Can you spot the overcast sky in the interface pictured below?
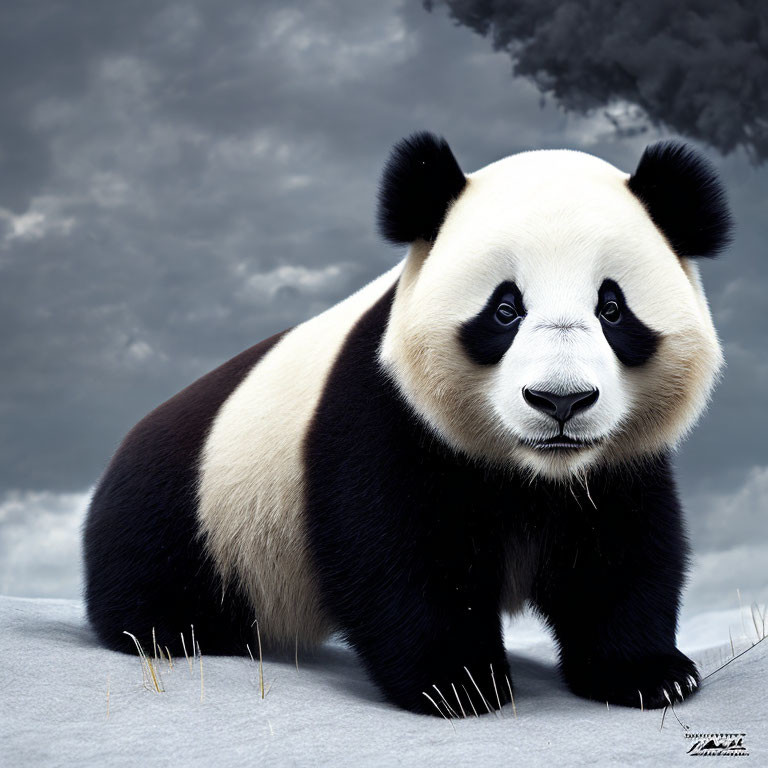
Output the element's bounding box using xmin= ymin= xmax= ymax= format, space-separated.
xmin=1 ymin=1 xmax=766 ymax=618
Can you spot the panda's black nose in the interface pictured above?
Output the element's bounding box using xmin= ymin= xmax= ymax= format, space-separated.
xmin=523 ymin=387 xmax=599 ymax=423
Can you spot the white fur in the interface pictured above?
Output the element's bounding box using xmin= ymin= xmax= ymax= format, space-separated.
xmin=197 ymin=264 xmax=402 ymax=647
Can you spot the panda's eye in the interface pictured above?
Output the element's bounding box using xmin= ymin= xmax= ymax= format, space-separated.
xmin=494 ymin=302 xmax=519 ymax=326
xmin=600 ymin=300 xmax=621 ymax=324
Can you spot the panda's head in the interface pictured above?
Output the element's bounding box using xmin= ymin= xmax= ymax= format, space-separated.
xmin=379 ymin=133 xmax=732 ymax=481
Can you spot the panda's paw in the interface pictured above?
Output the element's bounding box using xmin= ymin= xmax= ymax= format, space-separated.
xmin=564 ymin=648 xmax=700 ymax=710
xmin=407 ymin=662 xmax=513 ymax=718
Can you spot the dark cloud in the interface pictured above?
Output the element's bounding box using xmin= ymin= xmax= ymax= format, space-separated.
xmin=427 ymin=0 xmax=768 ymax=161
xmin=0 ymin=0 xmax=575 ymax=491
xmin=0 ymin=2 xmax=157 ymax=211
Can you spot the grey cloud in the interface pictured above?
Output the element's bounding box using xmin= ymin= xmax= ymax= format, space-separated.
xmin=0 ymin=490 xmax=89 ymax=597
xmin=684 ymin=542 xmax=768 ymax=615
xmin=689 ymin=466 xmax=768 ymax=553
xmin=0 ymin=2 xmax=156 ymax=211
xmin=427 ymin=0 xmax=768 ymax=162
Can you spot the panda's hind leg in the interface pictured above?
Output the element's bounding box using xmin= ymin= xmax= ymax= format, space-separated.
xmin=84 ymin=479 xmax=254 ymax=659
xmin=84 ymin=332 xmax=288 ymax=658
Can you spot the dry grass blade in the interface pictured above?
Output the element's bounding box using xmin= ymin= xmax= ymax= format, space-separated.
xmin=755 ymin=602 xmax=767 ymax=639
xmin=146 ymin=657 xmax=163 ymax=693
xmin=255 ymin=622 xmax=265 ymax=699
xmin=422 ymin=692 xmax=455 ymax=732
xmin=181 ymin=632 xmax=193 ymax=675
xmin=123 ymin=631 xmax=164 ymax=693
xmin=432 ymin=685 xmax=458 ymax=718
xmin=462 ymin=684 xmax=479 ymax=718
xmin=490 ymin=664 xmax=504 ymax=718
xmin=737 ymin=589 xmax=747 ymax=638
xmin=451 ymin=683 xmax=466 ymax=719
xmin=197 ymin=641 xmax=204 ymax=703
xmin=464 ymin=666 xmax=494 ymax=716
xmin=577 ymin=472 xmax=597 ymax=510
xmin=123 ymin=631 xmax=149 ymax=688
xmin=505 ymin=675 xmax=517 ymax=718
xmin=703 ymin=634 xmax=767 ymax=681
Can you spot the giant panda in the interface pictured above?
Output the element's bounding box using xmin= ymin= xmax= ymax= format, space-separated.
xmin=84 ymin=132 xmax=731 ymax=716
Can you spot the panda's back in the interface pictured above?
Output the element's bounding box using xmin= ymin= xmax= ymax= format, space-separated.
xmin=84 ymin=263 xmax=402 ymax=654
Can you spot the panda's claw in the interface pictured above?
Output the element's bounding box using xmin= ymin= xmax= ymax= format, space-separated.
xmin=563 ymin=649 xmax=699 ymax=709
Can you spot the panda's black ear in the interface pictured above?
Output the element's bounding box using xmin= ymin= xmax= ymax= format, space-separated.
xmin=377 ymin=132 xmax=467 ymax=245
xmin=628 ymin=140 xmax=733 ymax=258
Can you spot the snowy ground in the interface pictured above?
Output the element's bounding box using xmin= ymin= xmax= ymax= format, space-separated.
xmin=1 ymin=596 xmax=765 ymax=767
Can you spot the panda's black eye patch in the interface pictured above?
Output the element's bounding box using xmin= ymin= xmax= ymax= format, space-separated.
xmin=460 ymin=281 xmax=526 ymax=366
xmin=596 ymin=279 xmax=659 ymax=367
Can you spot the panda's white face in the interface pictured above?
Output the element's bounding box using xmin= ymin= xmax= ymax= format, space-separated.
xmin=381 ymin=149 xmax=723 ymax=480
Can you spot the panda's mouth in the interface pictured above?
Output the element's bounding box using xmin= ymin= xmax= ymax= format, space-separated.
xmin=526 ymin=434 xmax=598 ymax=451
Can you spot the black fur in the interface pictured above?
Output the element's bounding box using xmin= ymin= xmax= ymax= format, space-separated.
xmin=377 ymin=132 xmax=466 ymax=245
xmin=596 ymin=279 xmax=660 ymax=367
xmin=459 ymin=281 xmax=526 ymax=365
xmin=530 ymin=459 xmax=696 ymax=709
xmin=628 ymin=140 xmax=733 ymax=258
xmin=304 ymin=285 xmax=697 ymax=715
xmin=83 ymin=331 xmax=286 ymax=656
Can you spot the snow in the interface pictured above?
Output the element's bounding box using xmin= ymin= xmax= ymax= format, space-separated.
xmin=1 ymin=596 xmax=765 ymax=767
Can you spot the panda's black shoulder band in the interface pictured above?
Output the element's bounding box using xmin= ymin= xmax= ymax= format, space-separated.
xmin=377 ymin=132 xmax=466 ymax=245
xmin=628 ymin=140 xmax=733 ymax=258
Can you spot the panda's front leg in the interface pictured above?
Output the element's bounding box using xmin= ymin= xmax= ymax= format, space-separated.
xmin=531 ymin=463 xmax=699 ymax=709
xmin=341 ymin=575 xmax=512 ymax=717
xmin=310 ymin=506 xmax=512 ymax=717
